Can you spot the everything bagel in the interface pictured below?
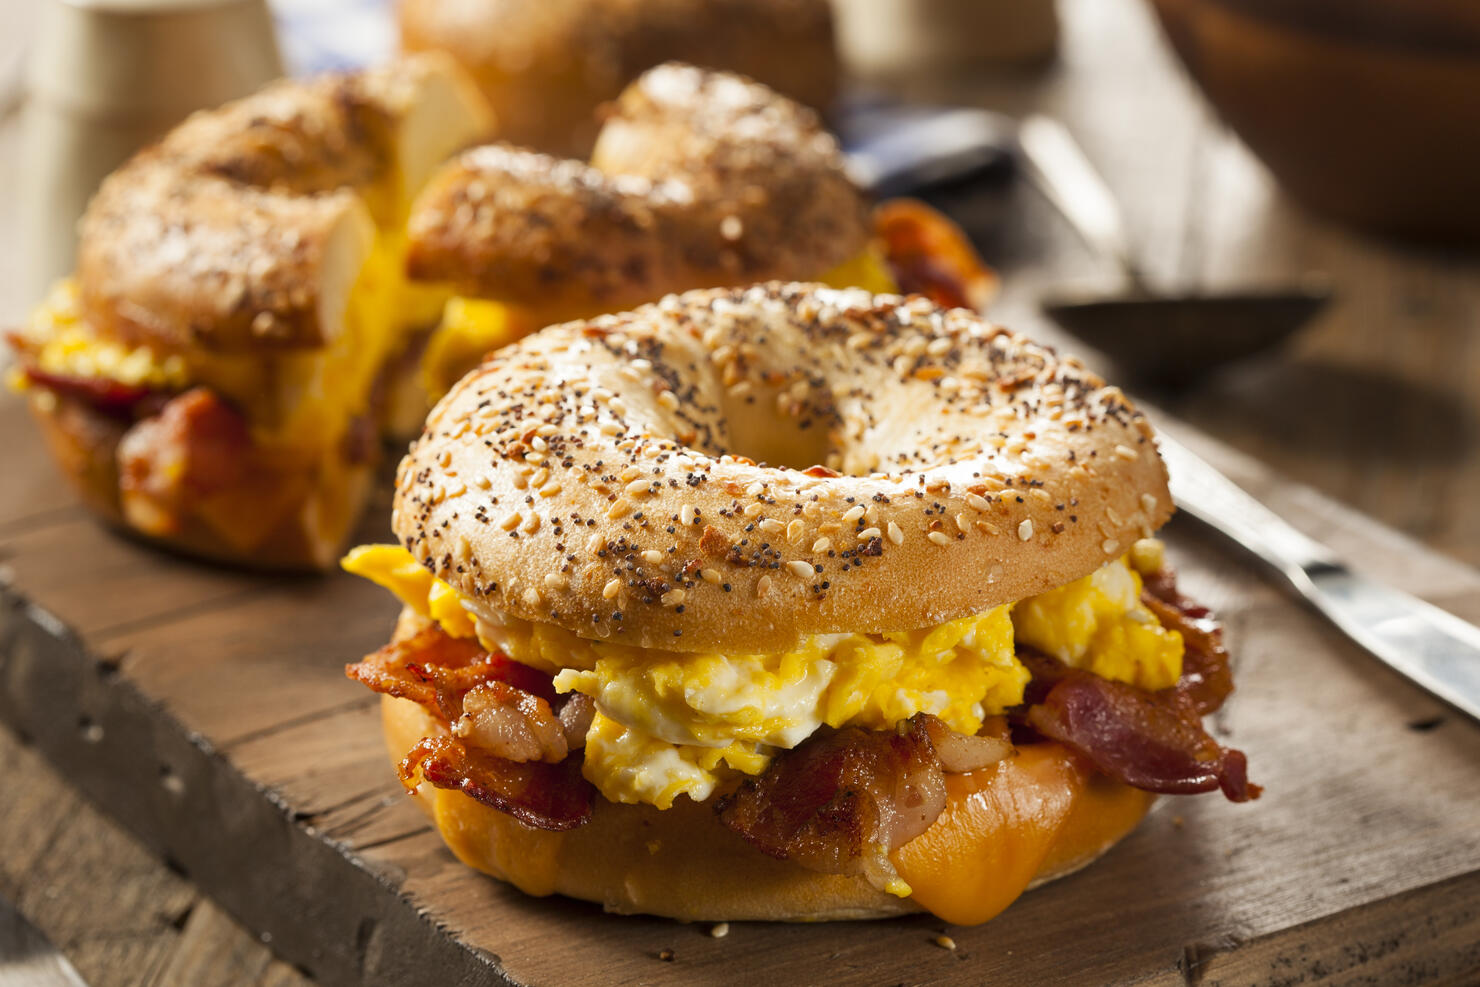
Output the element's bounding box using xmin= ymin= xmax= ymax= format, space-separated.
xmin=8 ymin=55 xmax=492 ymax=568
xmin=398 ymin=282 xmax=1172 ymax=653
xmin=346 ymin=284 xmax=1257 ymax=925
xmin=399 ymin=0 xmax=839 ymax=157
xmin=406 ymin=64 xmax=871 ymax=320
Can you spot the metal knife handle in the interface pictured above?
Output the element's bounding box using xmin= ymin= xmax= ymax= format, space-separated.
xmin=1158 ymin=433 xmax=1480 ymax=723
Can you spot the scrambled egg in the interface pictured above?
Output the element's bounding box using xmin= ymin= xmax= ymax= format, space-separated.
xmin=345 ymin=542 xmax=1184 ymax=810
xmin=13 ymin=281 xmax=188 ymax=391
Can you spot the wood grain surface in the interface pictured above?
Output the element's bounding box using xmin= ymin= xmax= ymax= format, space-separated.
xmin=1 ymin=0 xmax=1478 ymax=983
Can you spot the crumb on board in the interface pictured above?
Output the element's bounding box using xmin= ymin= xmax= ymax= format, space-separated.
xmin=710 ymin=922 xmax=730 ymax=939
xmin=658 ymin=948 xmax=675 ymax=962
xmin=1173 ymin=815 xmax=1185 ymax=828
xmin=933 ymin=935 xmax=957 ymax=951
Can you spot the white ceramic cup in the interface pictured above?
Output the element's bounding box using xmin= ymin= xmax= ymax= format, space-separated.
xmin=18 ymin=0 xmax=282 ymax=308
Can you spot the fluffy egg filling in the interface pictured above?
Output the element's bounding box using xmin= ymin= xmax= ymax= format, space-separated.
xmin=346 ymin=540 xmax=1183 ymax=810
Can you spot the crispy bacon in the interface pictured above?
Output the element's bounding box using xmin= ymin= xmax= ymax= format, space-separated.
xmin=18 ymin=366 xmax=166 ymax=420
xmin=346 ymin=626 xmax=558 ymax=723
xmin=717 ymin=714 xmax=989 ymax=892
xmin=1142 ymin=588 xmax=1232 ymax=716
xmin=399 ymin=736 xmax=593 ymax=830
xmin=454 ymin=681 xmax=569 ymax=764
xmin=1025 ymin=670 xmax=1257 ymax=802
xmin=1014 ymin=566 xmax=1259 ymax=802
xmin=116 ymin=388 xmax=252 ymax=534
xmin=352 ymin=624 xmax=597 ymax=829
xmin=875 ymin=199 xmax=998 ymax=312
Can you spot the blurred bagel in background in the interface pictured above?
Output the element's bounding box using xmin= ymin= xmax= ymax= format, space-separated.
xmin=398 ymin=0 xmax=839 ymax=156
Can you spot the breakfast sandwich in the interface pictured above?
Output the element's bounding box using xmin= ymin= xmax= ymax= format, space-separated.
xmin=344 ymin=282 xmax=1257 ymax=924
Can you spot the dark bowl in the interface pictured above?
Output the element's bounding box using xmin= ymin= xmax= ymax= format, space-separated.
xmin=1148 ymin=0 xmax=1480 ymax=243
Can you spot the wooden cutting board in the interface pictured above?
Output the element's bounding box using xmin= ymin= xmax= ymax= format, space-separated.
xmin=2 ymin=393 xmax=1478 ymax=986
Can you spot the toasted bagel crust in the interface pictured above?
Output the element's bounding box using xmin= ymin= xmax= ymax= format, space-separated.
xmin=76 ymin=54 xmax=491 ymax=355
xmin=394 ymin=283 xmax=1173 ymax=653
xmin=405 ymin=64 xmax=868 ymax=311
xmin=399 ymin=0 xmax=838 ymax=157
xmin=382 ymin=694 xmax=1151 ymax=922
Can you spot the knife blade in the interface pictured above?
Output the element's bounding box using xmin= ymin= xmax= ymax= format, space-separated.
xmin=1157 ymin=432 xmax=1480 ymax=724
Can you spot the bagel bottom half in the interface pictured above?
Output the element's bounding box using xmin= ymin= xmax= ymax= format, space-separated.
xmin=382 ymin=695 xmax=1155 ymax=924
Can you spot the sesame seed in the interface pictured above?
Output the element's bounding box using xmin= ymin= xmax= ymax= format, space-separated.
xmin=539 ymin=483 xmax=562 ymax=498
xmin=786 ymin=519 xmax=806 ymax=543
xmin=657 ymin=390 xmax=679 ymax=412
xmin=531 ymin=467 xmax=550 ymax=487
xmin=787 ymin=560 xmax=814 ymax=579
xmin=535 ymin=423 xmax=557 ymax=437
xmin=474 ymin=475 xmax=492 ymax=490
xmin=625 ymin=478 xmax=651 ymax=497
xmin=1141 ymin=493 xmax=1159 ymax=514
xmin=811 ymin=537 xmax=831 ymax=553
xmin=607 ymin=499 xmax=631 ymax=520
xmin=1105 ymin=506 xmax=1122 ymax=525
xmin=743 ymin=502 xmax=765 ymax=518
xmin=603 ymin=579 xmax=621 ymax=599
xmin=643 ymin=550 xmax=663 ymax=564
xmin=700 ymin=568 xmax=721 ymax=584
xmin=544 ymin=573 xmax=568 ymax=590
xmin=758 ymin=518 xmax=783 ymax=534
xmin=499 ymin=512 xmax=522 ymax=531
xmin=661 ymin=588 xmax=686 ymax=606
xmin=530 ymin=436 xmax=548 ymax=452
xmin=966 ymin=493 xmax=991 ymax=513
xmin=757 ymin=574 xmax=773 ymax=597
xmin=927 ymin=531 xmax=951 ymax=546
xmin=1018 ymin=519 xmax=1034 ymax=541
xmin=1102 ymin=538 xmax=1121 ymax=555
xmin=887 ymin=521 xmax=904 ymax=545
xmin=1115 ymin=444 xmax=1139 ymax=461
xmin=856 ymin=527 xmax=881 ymax=541
xmin=522 ymin=588 xmax=542 ymax=607
xmin=933 ymin=935 xmax=956 ymax=951
xmin=681 ymin=505 xmax=696 ymax=525
xmin=842 ymin=505 xmax=866 ymax=524
xmin=522 ymin=514 xmax=540 ymax=534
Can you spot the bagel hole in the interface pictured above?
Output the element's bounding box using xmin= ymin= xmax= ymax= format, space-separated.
xmin=719 ymin=383 xmax=838 ymax=473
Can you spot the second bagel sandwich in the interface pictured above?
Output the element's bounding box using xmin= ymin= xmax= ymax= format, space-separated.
xmin=8 ymin=59 xmax=987 ymax=570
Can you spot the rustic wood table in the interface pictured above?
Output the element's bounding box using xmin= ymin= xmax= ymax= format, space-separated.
xmin=1 ymin=0 xmax=1477 ymax=984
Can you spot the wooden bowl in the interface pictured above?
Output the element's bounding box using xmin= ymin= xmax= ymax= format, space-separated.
xmin=1147 ymin=0 xmax=1480 ymax=242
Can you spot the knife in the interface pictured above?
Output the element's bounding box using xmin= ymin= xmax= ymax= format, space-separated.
xmin=1157 ymin=433 xmax=1480 ymax=724
xmin=0 ymin=892 xmax=88 ymax=987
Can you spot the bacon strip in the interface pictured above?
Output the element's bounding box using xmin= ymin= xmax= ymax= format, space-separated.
xmin=1015 ymin=566 xmax=1259 ymax=802
xmin=399 ymin=736 xmax=593 ymax=830
xmin=718 ymin=714 xmax=976 ymax=892
xmin=875 ymin=199 xmax=998 ymax=312
xmin=1025 ymin=670 xmax=1256 ymax=801
xmin=346 ymin=626 xmax=557 ymax=723
xmin=19 ymin=366 xmax=166 ymax=420
xmin=350 ymin=623 xmax=597 ymax=828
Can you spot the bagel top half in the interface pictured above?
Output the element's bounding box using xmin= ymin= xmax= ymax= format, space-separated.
xmin=404 ymin=63 xmax=870 ymax=317
xmin=76 ymin=53 xmax=492 ymax=356
xmin=394 ymin=282 xmax=1172 ymax=654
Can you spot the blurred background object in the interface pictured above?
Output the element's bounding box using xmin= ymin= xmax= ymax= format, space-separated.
xmin=18 ymin=0 xmax=281 ymax=307
xmin=1018 ymin=113 xmax=1331 ymax=385
xmin=398 ymin=0 xmax=839 ymax=157
xmin=831 ymin=0 xmax=1058 ymax=78
xmin=1149 ymin=0 xmax=1480 ymax=242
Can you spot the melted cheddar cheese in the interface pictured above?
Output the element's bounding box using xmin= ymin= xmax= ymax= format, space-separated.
xmin=344 ymin=541 xmax=1183 ymax=825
